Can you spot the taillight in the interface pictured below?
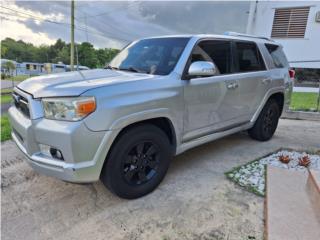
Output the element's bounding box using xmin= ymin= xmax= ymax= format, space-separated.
xmin=289 ymin=69 xmax=295 ymax=79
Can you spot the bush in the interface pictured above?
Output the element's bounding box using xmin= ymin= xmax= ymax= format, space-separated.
xmin=295 ymin=68 xmax=320 ymax=83
xmin=1 ymin=73 xmax=9 ymax=79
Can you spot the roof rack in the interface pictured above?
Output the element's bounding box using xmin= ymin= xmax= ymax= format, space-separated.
xmin=224 ymin=31 xmax=274 ymax=42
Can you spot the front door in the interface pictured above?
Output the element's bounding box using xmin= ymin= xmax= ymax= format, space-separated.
xmin=182 ymin=39 xmax=243 ymax=142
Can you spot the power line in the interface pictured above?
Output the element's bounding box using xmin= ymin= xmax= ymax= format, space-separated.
xmin=0 ymin=6 xmax=130 ymax=43
xmin=75 ymin=4 xmax=128 ymax=20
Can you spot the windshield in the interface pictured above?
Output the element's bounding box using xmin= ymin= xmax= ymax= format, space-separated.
xmin=108 ymin=37 xmax=190 ymax=75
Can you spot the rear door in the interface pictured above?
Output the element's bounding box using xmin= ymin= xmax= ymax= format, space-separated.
xmin=232 ymin=41 xmax=271 ymax=121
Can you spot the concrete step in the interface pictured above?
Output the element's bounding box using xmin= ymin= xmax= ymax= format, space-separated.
xmin=265 ymin=166 xmax=320 ymax=240
xmin=309 ymin=170 xmax=320 ymax=192
xmin=307 ymin=170 xmax=320 ymax=219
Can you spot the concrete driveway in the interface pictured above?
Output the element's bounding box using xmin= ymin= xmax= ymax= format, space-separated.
xmin=2 ymin=119 xmax=320 ymax=240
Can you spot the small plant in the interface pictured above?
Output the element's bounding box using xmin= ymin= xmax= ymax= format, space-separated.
xmin=278 ymin=155 xmax=291 ymax=164
xmin=298 ymin=155 xmax=311 ymax=167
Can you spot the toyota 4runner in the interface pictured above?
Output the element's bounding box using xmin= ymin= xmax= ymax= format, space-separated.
xmin=8 ymin=33 xmax=293 ymax=199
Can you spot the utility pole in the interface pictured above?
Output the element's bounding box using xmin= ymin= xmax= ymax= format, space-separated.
xmin=70 ymin=0 xmax=75 ymax=71
xmin=75 ymin=44 xmax=79 ymax=71
xmin=84 ymin=13 xmax=89 ymax=42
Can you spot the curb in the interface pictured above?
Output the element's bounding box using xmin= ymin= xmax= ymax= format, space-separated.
xmin=281 ymin=110 xmax=320 ymax=121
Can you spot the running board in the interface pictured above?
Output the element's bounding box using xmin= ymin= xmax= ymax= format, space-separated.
xmin=176 ymin=122 xmax=252 ymax=154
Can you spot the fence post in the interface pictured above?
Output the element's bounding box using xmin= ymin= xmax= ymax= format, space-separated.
xmin=317 ymin=80 xmax=320 ymax=112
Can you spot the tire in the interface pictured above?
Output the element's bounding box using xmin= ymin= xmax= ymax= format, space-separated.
xmin=100 ymin=124 xmax=173 ymax=199
xmin=248 ymin=98 xmax=280 ymax=141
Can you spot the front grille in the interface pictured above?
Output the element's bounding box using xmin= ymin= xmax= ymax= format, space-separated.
xmin=12 ymin=92 xmax=30 ymax=118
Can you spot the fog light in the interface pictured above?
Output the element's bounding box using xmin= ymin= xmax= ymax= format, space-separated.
xmin=39 ymin=144 xmax=64 ymax=161
xmin=49 ymin=148 xmax=64 ymax=160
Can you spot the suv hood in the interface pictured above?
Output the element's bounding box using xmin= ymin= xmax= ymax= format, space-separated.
xmin=17 ymin=69 xmax=156 ymax=98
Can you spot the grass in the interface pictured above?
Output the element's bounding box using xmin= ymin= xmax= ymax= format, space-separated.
xmin=2 ymin=75 xmax=30 ymax=82
xmin=1 ymin=88 xmax=13 ymax=94
xmin=290 ymin=92 xmax=319 ymax=112
xmin=1 ymin=94 xmax=12 ymax=104
xmin=225 ymin=158 xmax=266 ymax=197
xmin=225 ymin=148 xmax=320 ymax=197
xmin=1 ymin=114 xmax=11 ymax=142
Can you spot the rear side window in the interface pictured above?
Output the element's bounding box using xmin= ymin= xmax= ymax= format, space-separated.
xmin=265 ymin=44 xmax=288 ymax=68
xmin=235 ymin=42 xmax=266 ymax=72
xmin=190 ymin=40 xmax=233 ymax=74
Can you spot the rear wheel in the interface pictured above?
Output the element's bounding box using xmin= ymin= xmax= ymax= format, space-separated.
xmin=248 ymin=98 xmax=280 ymax=141
xmin=100 ymin=124 xmax=172 ymax=199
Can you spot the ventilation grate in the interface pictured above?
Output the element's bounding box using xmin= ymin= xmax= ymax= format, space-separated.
xmin=271 ymin=7 xmax=310 ymax=38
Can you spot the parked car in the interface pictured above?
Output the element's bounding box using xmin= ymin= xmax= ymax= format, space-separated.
xmin=8 ymin=33 xmax=293 ymax=199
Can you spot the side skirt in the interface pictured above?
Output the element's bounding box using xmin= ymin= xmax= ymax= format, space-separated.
xmin=176 ymin=122 xmax=253 ymax=155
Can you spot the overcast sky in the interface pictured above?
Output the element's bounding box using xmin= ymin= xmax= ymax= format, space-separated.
xmin=0 ymin=1 xmax=250 ymax=49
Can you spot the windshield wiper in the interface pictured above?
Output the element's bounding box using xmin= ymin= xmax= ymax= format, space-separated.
xmin=119 ymin=67 xmax=142 ymax=73
xmin=105 ymin=65 xmax=119 ymax=70
xmin=105 ymin=65 xmax=147 ymax=74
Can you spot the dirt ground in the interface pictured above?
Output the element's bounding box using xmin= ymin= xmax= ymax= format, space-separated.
xmin=2 ymin=119 xmax=320 ymax=240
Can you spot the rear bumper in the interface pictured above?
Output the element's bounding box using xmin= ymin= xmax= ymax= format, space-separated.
xmin=8 ymin=105 xmax=109 ymax=183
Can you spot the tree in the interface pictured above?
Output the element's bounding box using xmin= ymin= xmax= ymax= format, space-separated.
xmin=53 ymin=45 xmax=70 ymax=64
xmin=1 ymin=45 xmax=8 ymax=58
xmin=96 ymin=48 xmax=119 ymax=67
xmin=77 ymin=42 xmax=98 ymax=68
xmin=3 ymin=61 xmax=16 ymax=76
xmin=0 ymin=38 xmax=120 ymax=68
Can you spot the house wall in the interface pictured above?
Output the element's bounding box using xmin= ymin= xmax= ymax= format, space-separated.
xmin=248 ymin=0 xmax=320 ymax=68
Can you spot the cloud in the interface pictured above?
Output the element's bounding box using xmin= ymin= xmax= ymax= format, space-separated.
xmin=1 ymin=1 xmax=250 ymax=49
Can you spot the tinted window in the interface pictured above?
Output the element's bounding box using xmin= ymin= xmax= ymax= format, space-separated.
xmin=108 ymin=37 xmax=190 ymax=75
xmin=235 ymin=42 xmax=266 ymax=72
xmin=265 ymin=44 xmax=288 ymax=68
xmin=190 ymin=40 xmax=232 ymax=74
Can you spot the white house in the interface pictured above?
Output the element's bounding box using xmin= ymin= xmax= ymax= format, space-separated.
xmin=246 ymin=0 xmax=320 ymax=69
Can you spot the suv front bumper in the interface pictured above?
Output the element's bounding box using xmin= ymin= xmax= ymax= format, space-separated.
xmin=8 ymin=104 xmax=109 ymax=183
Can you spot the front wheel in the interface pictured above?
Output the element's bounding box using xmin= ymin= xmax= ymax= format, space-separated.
xmin=248 ymin=98 xmax=280 ymax=141
xmin=100 ymin=124 xmax=173 ymax=199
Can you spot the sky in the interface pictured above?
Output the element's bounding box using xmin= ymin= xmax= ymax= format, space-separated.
xmin=0 ymin=1 xmax=250 ymax=49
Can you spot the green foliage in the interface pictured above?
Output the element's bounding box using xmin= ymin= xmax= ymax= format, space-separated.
xmin=295 ymin=68 xmax=320 ymax=83
xmin=1 ymin=94 xmax=12 ymax=104
xmin=6 ymin=75 xmax=30 ymax=82
xmin=3 ymin=61 xmax=16 ymax=73
xmin=1 ymin=38 xmax=120 ymax=69
xmin=77 ymin=42 xmax=98 ymax=68
xmin=1 ymin=115 xmax=11 ymax=142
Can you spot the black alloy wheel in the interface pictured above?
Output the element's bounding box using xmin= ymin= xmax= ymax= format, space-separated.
xmin=123 ymin=141 xmax=160 ymax=185
xmin=248 ymin=98 xmax=280 ymax=141
xmin=100 ymin=124 xmax=172 ymax=199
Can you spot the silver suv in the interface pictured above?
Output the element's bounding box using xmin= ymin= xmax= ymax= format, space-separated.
xmin=9 ymin=33 xmax=293 ymax=199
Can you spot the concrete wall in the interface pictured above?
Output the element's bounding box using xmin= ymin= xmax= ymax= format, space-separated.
xmin=248 ymin=1 xmax=320 ymax=69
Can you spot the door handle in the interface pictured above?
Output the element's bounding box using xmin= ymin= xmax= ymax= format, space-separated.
xmin=227 ymin=82 xmax=238 ymax=89
xmin=262 ymin=78 xmax=272 ymax=84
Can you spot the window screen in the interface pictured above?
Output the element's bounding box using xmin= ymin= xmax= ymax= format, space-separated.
xmin=265 ymin=44 xmax=289 ymax=68
xmin=271 ymin=7 xmax=310 ymax=38
xmin=235 ymin=42 xmax=266 ymax=72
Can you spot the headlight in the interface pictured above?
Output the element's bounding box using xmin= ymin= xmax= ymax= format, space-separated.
xmin=42 ymin=97 xmax=96 ymax=121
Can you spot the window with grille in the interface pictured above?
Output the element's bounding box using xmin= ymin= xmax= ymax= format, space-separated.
xmin=271 ymin=7 xmax=310 ymax=38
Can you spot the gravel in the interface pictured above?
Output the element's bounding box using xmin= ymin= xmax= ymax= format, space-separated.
xmin=226 ymin=150 xmax=320 ymax=196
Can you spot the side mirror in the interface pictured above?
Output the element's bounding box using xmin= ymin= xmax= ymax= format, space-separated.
xmin=188 ymin=61 xmax=217 ymax=77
